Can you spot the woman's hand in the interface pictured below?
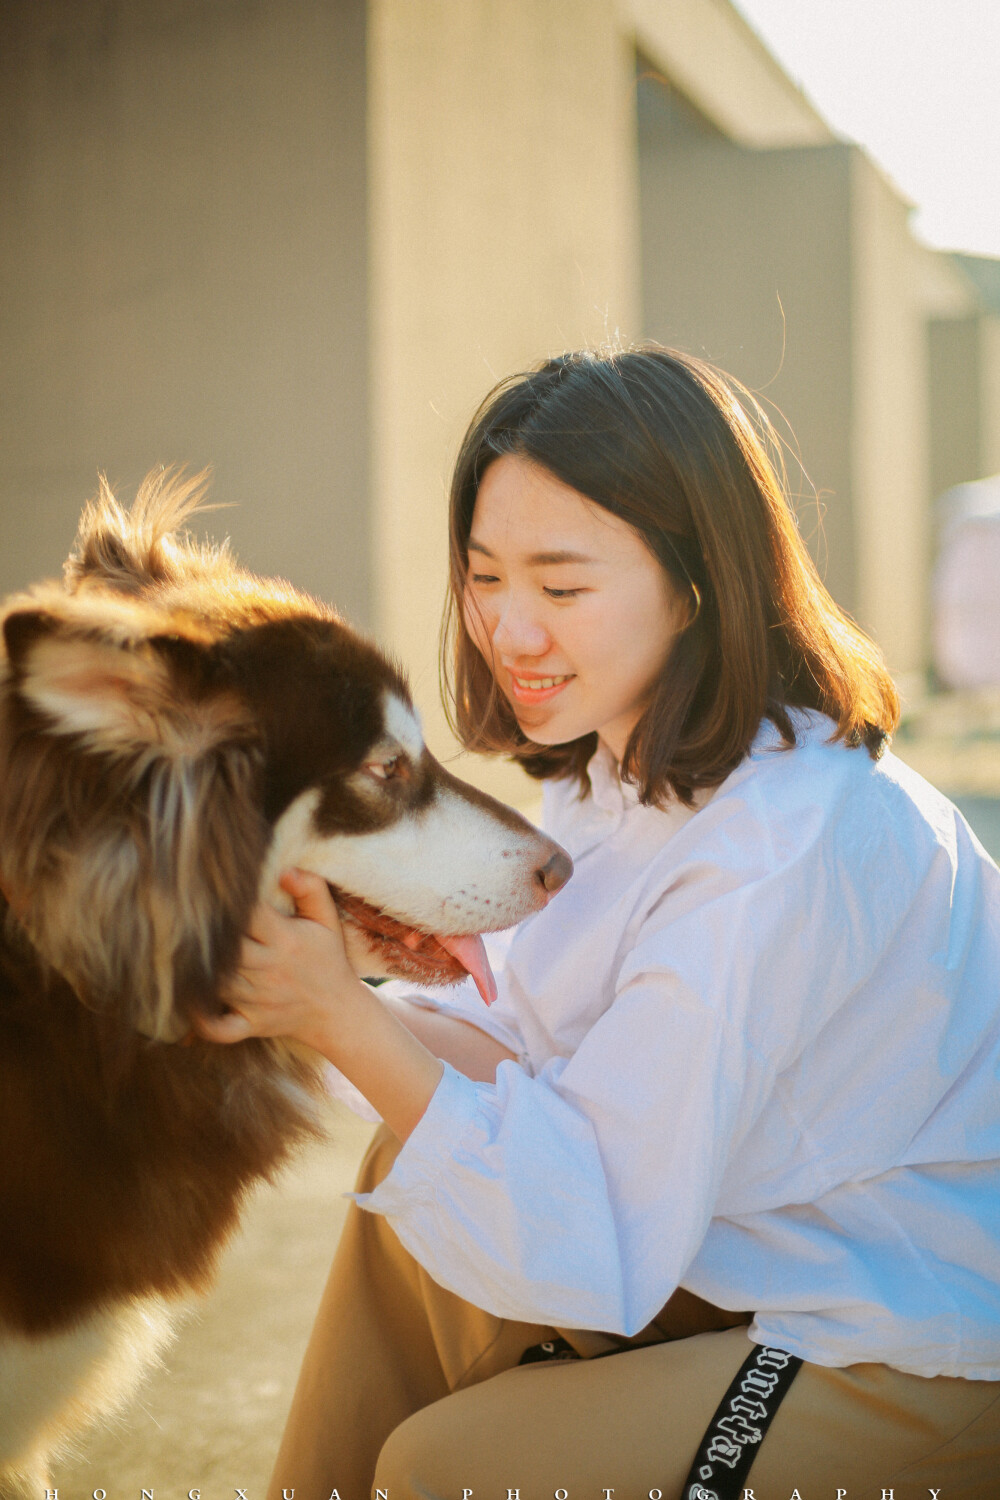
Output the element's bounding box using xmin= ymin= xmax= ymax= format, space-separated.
xmin=196 ymin=867 xmax=445 ymax=1141
xmin=196 ymin=868 xmax=369 ymax=1055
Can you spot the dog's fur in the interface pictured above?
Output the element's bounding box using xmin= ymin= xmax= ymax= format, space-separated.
xmin=0 ymin=472 xmax=569 ymax=1495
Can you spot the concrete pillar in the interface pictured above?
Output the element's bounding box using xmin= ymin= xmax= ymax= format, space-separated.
xmin=928 ymin=318 xmax=984 ymax=499
xmin=978 ymin=317 xmax=1000 ymax=478
xmin=850 ymin=151 xmax=931 ymax=686
xmin=368 ymin=0 xmax=640 ymax=800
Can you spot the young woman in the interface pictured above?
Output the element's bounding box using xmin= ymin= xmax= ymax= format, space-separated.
xmin=200 ymin=348 xmax=1000 ymax=1498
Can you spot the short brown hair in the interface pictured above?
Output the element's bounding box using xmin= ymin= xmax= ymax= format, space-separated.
xmin=442 ymin=346 xmax=899 ymax=806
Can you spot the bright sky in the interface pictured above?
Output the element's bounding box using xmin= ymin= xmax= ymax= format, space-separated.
xmin=731 ymin=0 xmax=1000 ymax=259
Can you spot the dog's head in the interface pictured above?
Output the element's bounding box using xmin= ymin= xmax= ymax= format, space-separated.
xmin=0 ymin=472 xmax=570 ymax=1041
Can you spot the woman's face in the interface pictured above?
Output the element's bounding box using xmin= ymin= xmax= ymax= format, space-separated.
xmin=463 ymin=454 xmax=687 ymax=761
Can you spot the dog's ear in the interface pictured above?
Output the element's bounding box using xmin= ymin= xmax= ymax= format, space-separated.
xmin=1 ymin=608 xmax=267 ymax=1040
xmin=6 ymin=607 xmax=174 ymax=751
xmin=3 ymin=608 xmax=242 ymax=761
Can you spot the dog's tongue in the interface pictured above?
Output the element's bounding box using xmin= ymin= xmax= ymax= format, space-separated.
xmin=436 ymin=933 xmax=498 ymax=1006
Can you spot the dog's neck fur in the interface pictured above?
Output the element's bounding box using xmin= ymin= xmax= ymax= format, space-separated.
xmin=0 ymin=899 xmax=324 ymax=1337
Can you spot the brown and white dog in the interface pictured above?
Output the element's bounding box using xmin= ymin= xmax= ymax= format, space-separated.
xmin=0 ymin=472 xmax=571 ymax=1496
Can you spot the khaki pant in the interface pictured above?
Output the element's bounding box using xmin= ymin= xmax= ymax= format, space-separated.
xmin=269 ymin=1127 xmax=1000 ymax=1500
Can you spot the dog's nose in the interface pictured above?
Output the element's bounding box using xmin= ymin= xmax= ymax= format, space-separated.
xmin=536 ymin=849 xmax=573 ymax=896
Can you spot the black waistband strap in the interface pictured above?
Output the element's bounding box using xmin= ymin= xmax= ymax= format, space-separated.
xmin=681 ymin=1343 xmax=803 ymax=1500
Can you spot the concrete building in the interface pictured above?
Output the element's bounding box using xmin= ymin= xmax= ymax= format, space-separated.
xmin=3 ymin=0 xmax=998 ymax=804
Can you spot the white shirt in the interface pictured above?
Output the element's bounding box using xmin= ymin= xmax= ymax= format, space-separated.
xmin=351 ymin=712 xmax=1000 ymax=1378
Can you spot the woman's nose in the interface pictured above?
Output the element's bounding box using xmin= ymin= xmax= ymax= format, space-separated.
xmin=491 ymin=600 xmax=550 ymax=656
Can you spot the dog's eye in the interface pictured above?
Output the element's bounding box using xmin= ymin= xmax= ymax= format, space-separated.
xmin=364 ymin=754 xmax=404 ymax=783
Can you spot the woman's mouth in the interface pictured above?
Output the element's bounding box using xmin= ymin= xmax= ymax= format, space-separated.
xmin=507 ymin=672 xmax=574 ymax=705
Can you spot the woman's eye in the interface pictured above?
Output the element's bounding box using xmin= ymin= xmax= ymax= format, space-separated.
xmin=543 ymin=586 xmax=582 ymax=599
xmin=469 ymin=573 xmax=500 ymax=586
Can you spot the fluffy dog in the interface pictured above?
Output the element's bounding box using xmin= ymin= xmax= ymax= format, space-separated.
xmin=0 ymin=473 xmax=571 ymax=1496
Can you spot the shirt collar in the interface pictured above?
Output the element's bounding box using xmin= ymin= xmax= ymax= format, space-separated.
xmin=586 ymin=738 xmax=641 ymax=817
xmin=544 ymin=735 xmax=719 ymax=859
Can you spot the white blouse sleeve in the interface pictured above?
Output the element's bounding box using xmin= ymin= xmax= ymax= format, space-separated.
xmin=354 ymin=810 xmax=871 ymax=1334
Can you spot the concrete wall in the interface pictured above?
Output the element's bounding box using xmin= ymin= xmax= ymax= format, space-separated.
xmin=368 ymin=0 xmax=639 ymax=800
xmin=3 ymin=0 xmax=986 ymax=790
xmin=638 ymin=106 xmax=857 ymax=614
xmin=639 ymin=77 xmax=931 ymax=681
xmin=0 ymin=0 xmax=370 ymax=624
xmin=1 ymin=0 xmax=639 ymax=809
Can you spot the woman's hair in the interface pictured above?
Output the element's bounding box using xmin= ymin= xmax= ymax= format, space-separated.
xmin=442 ymin=345 xmax=899 ymax=806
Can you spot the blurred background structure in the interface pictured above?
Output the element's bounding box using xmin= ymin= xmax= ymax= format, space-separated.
xmin=2 ymin=2 xmax=999 ymax=1485
xmin=4 ymin=0 xmax=999 ymax=815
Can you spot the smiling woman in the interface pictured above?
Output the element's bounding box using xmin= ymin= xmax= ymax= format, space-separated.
xmin=225 ymin=346 xmax=1000 ymax=1500
xmin=462 ymin=454 xmax=687 ymax=760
